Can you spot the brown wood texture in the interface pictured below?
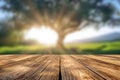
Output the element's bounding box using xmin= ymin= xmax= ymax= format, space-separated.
xmin=0 ymin=55 xmax=119 ymax=80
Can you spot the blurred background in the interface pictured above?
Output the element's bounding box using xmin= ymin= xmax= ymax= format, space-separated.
xmin=0 ymin=0 xmax=120 ymax=54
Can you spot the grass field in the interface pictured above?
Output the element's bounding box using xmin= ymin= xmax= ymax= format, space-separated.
xmin=0 ymin=45 xmax=47 ymax=54
xmin=0 ymin=41 xmax=120 ymax=54
xmin=67 ymin=41 xmax=120 ymax=54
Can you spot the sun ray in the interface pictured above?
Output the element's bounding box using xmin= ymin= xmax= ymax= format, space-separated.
xmin=27 ymin=0 xmax=45 ymax=25
xmin=55 ymin=5 xmax=67 ymax=29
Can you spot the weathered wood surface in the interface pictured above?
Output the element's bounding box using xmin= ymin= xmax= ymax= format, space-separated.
xmin=0 ymin=55 xmax=119 ymax=80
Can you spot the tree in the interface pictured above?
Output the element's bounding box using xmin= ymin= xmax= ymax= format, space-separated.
xmin=0 ymin=20 xmax=24 ymax=46
xmin=1 ymin=0 xmax=119 ymax=50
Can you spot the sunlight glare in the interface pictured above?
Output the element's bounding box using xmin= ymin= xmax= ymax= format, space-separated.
xmin=24 ymin=26 xmax=58 ymax=45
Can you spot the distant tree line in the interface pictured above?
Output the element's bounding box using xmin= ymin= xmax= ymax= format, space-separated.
xmin=0 ymin=20 xmax=24 ymax=46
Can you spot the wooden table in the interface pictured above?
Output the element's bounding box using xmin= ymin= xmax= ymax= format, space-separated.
xmin=0 ymin=55 xmax=120 ymax=80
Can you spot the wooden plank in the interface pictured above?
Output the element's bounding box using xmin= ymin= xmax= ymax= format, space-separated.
xmin=15 ymin=55 xmax=59 ymax=80
xmin=0 ymin=55 xmax=39 ymax=68
xmin=84 ymin=55 xmax=120 ymax=66
xmin=71 ymin=55 xmax=112 ymax=80
xmin=0 ymin=55 xmax=43 ymax=80
xmin=61 ymin=55 xmax=103 ymax=80
xmin=73 ymin=55 xmax=120 ymax=80
xmin=14 ymin=55 xmax=51 ymax=80
xmin=39 ymin=55 xmax=59 ymax=80
xmin=100 ymin=55 xmax=120 ymax=61
xmin=0 ymin=55 xmax=35 ymax=68
xmin=104 ymin=55 xmax=120 ymax=58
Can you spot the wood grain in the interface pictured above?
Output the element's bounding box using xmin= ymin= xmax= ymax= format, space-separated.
xmin=0 ymin=55 xmax=119 ymax=80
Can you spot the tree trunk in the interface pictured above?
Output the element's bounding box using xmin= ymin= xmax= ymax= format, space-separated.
xmin=56 ymin=34 xmax=65 ymax=51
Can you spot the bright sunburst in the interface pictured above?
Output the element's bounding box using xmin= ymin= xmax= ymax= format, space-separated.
xmin=24 ymin=26 xmax=58 ymax=45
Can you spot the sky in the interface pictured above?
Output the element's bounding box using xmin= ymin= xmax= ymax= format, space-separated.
xmin=0 ymin=0 xmax=120 ymax=44
xmin=65 ymin=26 xmax=120 ymax=43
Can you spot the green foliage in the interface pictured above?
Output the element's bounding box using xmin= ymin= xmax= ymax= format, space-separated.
xmin=0 ymin=41 xmax=120 ymax=54
xmin=67 ymin=41 xmax=120 ymax=50
xmin=0 ymin=45 xmax=46 ymax=54
xmin=66 ymin=41 xmax=120 ymax=54
xmin=2 ymin=0 xmax=118 ymax=27
xmin=0 ymin=20 xmax=26 ymax=46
